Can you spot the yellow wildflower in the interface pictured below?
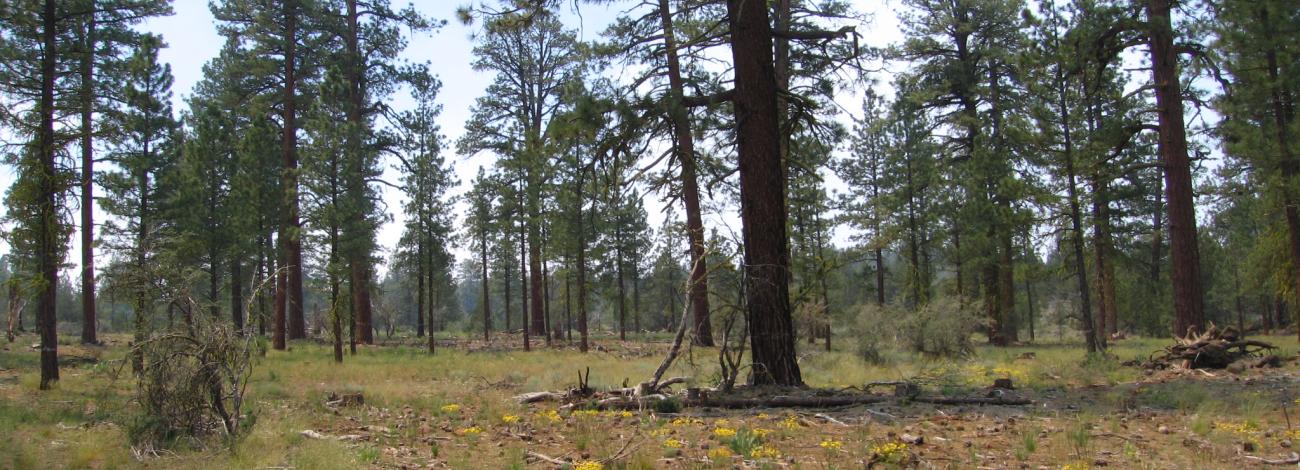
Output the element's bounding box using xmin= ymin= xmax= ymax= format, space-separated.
xmin=649 ymin=428 xmax=670 ymax=437
xmin=872 ymin=441 xmax=909 ymax=463
xmin=751 ymin=444 xmax=781 ymax=459
xmin=662 ymin=438 xmax=684 ymax=449
xmin=756 ymin=413 xmax=771 ymax=419
xmin=573 ymin=461 xmax=603 ymax=470
xmin=1214 ymin=421 xmax=1260 ymax=434
xmin=618 ymin=410 xmax=633 ymax=418
xmin=991 ymin=365 xmax=1028 ymax=381
xmin=779 ymin=415 xmax=802 ymax=430
xmin=707 ymin=447 xmax=734 ymax=459
xmin=455 ymin=426 xmax=482 ymax=436
xmin=820 ymin=439 xmax=844 ymax=451
xmin=713 ymin=427 xmax=737 ymax=438
xmin=573 ymin=409 xmax=600 ymax=418
xmin=440 ymin=404 xmax=461 ymax=413
xmin=714 ymin=419 xmax=731 ymax=426
xmin=1061 ymin=462 xmax=1090 ymax=470
xmin=752 ymin=428 xmax=772 ymax=438
xmin=536 ymin=409 xmax=562 ymax=423
xmin=501 ymin=414 xmax=520 ymax=424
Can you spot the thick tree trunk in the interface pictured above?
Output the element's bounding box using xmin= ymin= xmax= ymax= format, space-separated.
xmin=282 ymin=0 xmax=306 ymax=342
xmin=352 ymin=263 xmax=373 ymax=344
xmin=727 ymin=0 xmax=801 ymax=386
xmin=37 ymin=0 xmax=60 ymax=389
xmin=656 ymin=0 xmax=713 ymax=347
xmin=1147 ymin=0 xmax=1205 ymax=337
xmin=79 ymin=15 xmax=97 ymax=345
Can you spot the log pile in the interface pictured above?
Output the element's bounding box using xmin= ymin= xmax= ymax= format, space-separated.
xmin=1145 ymin=324 xmax=1278 ymax=370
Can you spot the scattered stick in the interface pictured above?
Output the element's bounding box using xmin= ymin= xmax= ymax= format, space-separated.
xmin=526 ymin=451 xmax=570 ymax=466
xmin=814 ymin=413 xmax=850 ymax=426
xmin=1244 ymin=452 xmax=1300 ymax=465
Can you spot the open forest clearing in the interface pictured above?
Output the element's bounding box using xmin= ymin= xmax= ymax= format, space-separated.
xmin=3 ymin=333 xmax=1299 ymax=469
xmin=2 ymin=0 xmax=1298 ymax=468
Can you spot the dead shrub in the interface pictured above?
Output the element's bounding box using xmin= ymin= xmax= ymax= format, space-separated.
xmin=128 ymin=306 xmax=256 ymax=448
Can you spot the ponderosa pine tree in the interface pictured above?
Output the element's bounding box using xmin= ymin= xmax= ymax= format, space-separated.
xmin=1213 ymin=0 xmax=1299 ymax=339
xmin=211 ymin=0 xmax=334 ymax=347
xmin=459 ymin=11 xmax=579 ymax=344
xmin=69 ymin=0 xmax=171 ymax=345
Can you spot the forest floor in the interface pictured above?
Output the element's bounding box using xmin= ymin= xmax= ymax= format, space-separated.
xmin=2 ymin=332 xmax=1299 ymax=469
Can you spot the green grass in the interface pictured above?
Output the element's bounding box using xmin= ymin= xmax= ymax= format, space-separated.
xmin=0 ymin=331 xmax=1296 ymax=468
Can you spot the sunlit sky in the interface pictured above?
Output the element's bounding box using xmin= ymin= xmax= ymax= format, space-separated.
xmin=12 ymin=0 xmax=900 ymax=280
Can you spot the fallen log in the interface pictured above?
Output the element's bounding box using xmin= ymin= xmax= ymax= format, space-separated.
xmin=586 ymin=392 xmax=1031 ymax=410
xmin=514 ymin=391 xmax=566 ymax=404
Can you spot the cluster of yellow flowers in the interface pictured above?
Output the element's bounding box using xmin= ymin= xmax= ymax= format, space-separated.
xmin=1286 ymin=429 xmax=1300 ymax=440
xmin=671 ymin=417 xmax=704 ymax=426
xmin=752 ymin=428 xmax=772 ymax=438
xmin=750 ymin=444 xmax=781 ymax=459
xmin=1214 ymin=421 xmax=1260 ymax=434
xmin=535 ymin=409 xmax=562 ymax=423
xmin=440 ymin=404 xmax=461 ymax=413
xmin=455 ymin=426 xmax=482 ymax=436
xmin=707 ymin=447 xmax=734 ymax=459
xmin=662 ymin=438 xmax=684 ymax=449
xmin=649 ymin=428 xmax=671 ymax=437
xmin=756 ymin=413 xmax=771 ymax=419
xmin=991 ymin=365 xmax=1029 ymax=381
xmin=712 ymin=427 xmax=737 ymax=438
xmin=573 ymin=461 xmax=603 ymax=470
xmin=871 ymin=441 xmax=908 ymax=462
xmin=604 ymin=410 xmax=634 ymax=418
xmin=572 ymin=409 xmax=601 ymax=418
xmin=500 ymin=414 xmax=520 ymax=424
xmin=819 ymin=439 xmax=844 ymax=451
xmin=1060 ymin=462 xmax=1089 ymax=470
xmin=779 ymin=415 xmax=802 ymax=430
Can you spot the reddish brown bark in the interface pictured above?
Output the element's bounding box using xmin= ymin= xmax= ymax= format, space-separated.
xmin=1147 ymin=0 xmax=1205 ymax=337
xmin=655 ymin=0 xmax=713 ymax=346
xmin=728 ymin=0 xmax=802 ymax=386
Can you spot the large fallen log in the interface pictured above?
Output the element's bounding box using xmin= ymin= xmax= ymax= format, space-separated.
xmin=586 ymin=392 xmax=1031 ymax=410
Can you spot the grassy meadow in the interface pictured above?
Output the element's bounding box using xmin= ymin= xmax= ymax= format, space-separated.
xmin=1 ymin=332 xmax=1298 ymax=469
